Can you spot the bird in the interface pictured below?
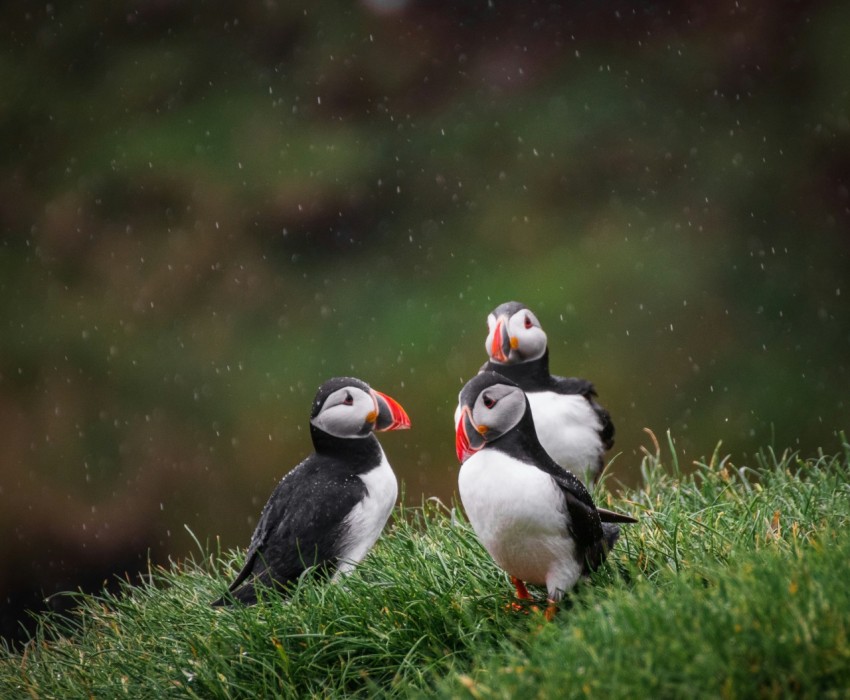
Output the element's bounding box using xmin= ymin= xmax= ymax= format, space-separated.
xmin=213 ymin=376 xmax=410 ymax=605
xmin=456 ymin=371 xmax=636 ymax=619
xmin=480 ymin=300 xmax=614 ymax=485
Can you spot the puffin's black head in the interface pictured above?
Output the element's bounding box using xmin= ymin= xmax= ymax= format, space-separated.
xmin=455 ymin=371 xmax=529 ymax=463
xmin=310 ymin=376 xmax=411 ymax=439
xmin=485 ymin=301 xmax=548 ymax=365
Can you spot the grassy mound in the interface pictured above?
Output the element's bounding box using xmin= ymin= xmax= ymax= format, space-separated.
xmin=2 ymin=435 xmax=848 ymax=698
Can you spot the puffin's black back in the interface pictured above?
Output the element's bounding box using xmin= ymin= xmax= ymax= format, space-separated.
xmin=217 ymin=453 xmax=370 ymax=604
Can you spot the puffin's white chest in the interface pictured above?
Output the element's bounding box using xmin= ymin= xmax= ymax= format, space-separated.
xmin=458 ymin=450 xmax=578 ymax=589
xmin=526 ymin=392 xmax=602 ymax=482
xmin=335 ymin=450 xmax=398 ymax=576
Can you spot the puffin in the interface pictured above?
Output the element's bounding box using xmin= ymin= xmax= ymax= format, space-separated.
xmin=481 ymin=300 xmax=614 ymax=485
xmin=456 ymin=371 xmax=636 ymax=619
xmin=213 ymin=376 xmax=410 ymax=605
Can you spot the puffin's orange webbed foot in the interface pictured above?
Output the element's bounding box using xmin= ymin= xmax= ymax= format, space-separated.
xmin=511 ymin=576 xmax=532 ymax=600
xmin=503 ymin=577 xmax=537 ymax=614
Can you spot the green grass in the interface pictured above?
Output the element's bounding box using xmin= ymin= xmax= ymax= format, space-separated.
xmin=2 ymin=435 xmax=850 ymax=698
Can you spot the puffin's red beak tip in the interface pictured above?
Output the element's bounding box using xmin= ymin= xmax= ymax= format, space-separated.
xmin=372 ymin=390 xmax=411 ymax=431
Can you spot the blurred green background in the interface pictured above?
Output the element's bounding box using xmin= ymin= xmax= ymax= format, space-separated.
xmin=1 ymin=1 xmax=848 ymax=642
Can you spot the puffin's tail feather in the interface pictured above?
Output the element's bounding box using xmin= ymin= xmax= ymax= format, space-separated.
xmin=597 ymin=506 xmax=638 ymax=524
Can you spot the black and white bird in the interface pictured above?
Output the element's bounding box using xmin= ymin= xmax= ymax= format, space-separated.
xmin=214 ymin=377 xmax=410 ymax=605
xmin=481 ymin=300 xmax=614 ymax=485
xmin=456 ymin=371 xmax=636 ymax=618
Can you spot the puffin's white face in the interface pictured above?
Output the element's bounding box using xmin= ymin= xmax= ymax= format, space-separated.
xmin=456 ymin=381 xmax=527 ymax=461
xmin=310 ymin=386 xmax=378 ymax=439
xmin=485 ymin=307 xmax=547 ymax=364
xmin=311 ymin=384 xmax=411 ymax=439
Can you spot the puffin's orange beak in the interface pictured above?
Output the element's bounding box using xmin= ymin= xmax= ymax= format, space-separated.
xmin=370 ymin=389 xmax=411 ymax=431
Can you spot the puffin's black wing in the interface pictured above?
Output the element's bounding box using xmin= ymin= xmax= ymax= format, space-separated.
xmin=215 ymin=455 xmax=366 ymax=605
xmin=543 ymin=458 xmax=597 ymax=510
xmin=526 ymin=448 xmax=603 ymax=561
xmin=220 ymin=460 xmax=307 ymax=597
xmin=551 ymin=375 xmax=615 ymax=451
xmin=543 ymin=461 xmax=634 ymax=572
xmin=560 ymin=488 xmax=608 ymax=573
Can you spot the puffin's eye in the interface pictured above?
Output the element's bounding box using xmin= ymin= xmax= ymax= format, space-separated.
xmin=524 ymin=315 xmax=533 ymax=329
xmin=482 ymin=394 xmax=496 ymax=409
xmin=343 ymin=392 xmax=354 ymax=406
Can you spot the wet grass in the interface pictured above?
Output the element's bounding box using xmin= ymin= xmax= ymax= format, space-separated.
xmin=2 ymin=434 xmax=849 ymax=698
